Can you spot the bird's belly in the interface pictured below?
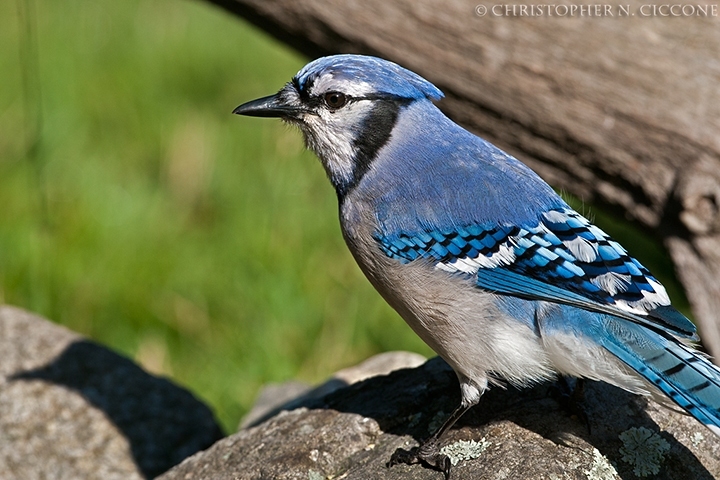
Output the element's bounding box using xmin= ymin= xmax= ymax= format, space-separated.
xmin=357 ymin=250 xmax=557 ymax=388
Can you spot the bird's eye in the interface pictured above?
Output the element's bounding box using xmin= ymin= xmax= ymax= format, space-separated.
xmin=323 ymin=91 xmax=348 ymax=109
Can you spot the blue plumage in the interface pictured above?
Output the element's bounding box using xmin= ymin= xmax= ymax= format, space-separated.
xmin=294 ymin=54 xmax=444 ymax=102
xmin=376 ymin=207 xmax=696 ymax=338
xmin=234 ymin=54 xmax=720 ymax=477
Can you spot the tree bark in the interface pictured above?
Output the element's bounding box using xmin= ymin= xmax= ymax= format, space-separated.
xmin=212 ymin=0 xmax=720 ymax=358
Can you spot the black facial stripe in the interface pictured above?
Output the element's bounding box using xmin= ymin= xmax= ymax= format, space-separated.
xmin=341 ymin=97 xmax=413 ymax=197
xmin=291 ymin=78 xmax=416 ymax=199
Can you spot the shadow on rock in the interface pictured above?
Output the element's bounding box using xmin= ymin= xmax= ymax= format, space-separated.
xmin=10 ymin=340 xmax=224 ymax=479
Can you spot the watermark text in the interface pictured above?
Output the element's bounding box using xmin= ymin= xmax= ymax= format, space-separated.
xmin=474 ymin=3 xmax=718 ymax=17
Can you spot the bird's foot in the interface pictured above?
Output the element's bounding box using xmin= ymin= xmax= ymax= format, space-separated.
xmin=549 ymin=377 xmax=590 ymax=434
xmin=388 ymin=438 xmax=452 ymax=480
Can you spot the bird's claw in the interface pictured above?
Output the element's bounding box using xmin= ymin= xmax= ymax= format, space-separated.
xmin=549 ymin=377 xmax=591 ymax=434
xmin=388 ymin=440 xmax=452 ymax=480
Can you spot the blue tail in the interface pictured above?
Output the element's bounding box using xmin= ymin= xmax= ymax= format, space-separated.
xmin=600 ymin=317 xmax=720 ymax=436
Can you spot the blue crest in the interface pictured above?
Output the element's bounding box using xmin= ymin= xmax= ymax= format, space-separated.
xmin=294 ymin=54 xmax=444 ymax=101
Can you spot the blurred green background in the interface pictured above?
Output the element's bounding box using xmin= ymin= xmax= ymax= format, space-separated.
xmin=2 ymin=0 xmax=688 ymax=433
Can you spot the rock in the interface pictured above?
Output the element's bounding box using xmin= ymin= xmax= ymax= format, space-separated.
xmin=239 ymin=351 xmax=426 ymax=429
xmin=239 ymin=381 xmax=314 ymax=430
xmin=0 ymin=305 xmax=223 ymax=479
xmin=161 ymin=357 xmax=720 ymax=480
xmin=330 ymin=351 xmax=428 ymax=385
xmin=7 ymin=302 xmax=716 ymax=479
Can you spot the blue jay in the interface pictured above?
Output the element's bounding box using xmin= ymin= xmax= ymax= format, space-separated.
xmin=234 ymin=55 xmax=720 ymax=478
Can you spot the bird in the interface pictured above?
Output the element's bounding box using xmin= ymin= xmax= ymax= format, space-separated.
xmin=233 ymin=54 xmax=720 ymax=478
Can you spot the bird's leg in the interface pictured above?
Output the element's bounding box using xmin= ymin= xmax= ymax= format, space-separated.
xmin=549 ymin=377 xmax=590 ymax=433
xmin=388 ymin=402 xmax=474 ymax=480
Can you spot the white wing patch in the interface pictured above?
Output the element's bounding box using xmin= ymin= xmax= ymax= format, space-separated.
xmin=590 ymin=272 xmax=632 ymax=296
xmin=564 ymin=236 xmax=599 ymax=262
xmin=435 ymin=243 xmax=516 ymax=275
xmin=541 ymin=209 xmax=568 ymax=223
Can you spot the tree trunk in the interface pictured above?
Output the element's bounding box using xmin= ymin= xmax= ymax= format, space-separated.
xmin=211 ymin=0 xmax=720 ymax=358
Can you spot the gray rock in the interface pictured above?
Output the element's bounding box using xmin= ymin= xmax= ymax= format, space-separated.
xmin=239 ymin=351 xmax=426 ymax=429
xmin=0 ymin=306 xmax=223 ymax=479
xmin=330 ymin=351 xmax=427 ymax=385
xmin=239 ymin=381 xmax=313 ymax=430
xmin=161 ymin=356 xmax=720 ymax=480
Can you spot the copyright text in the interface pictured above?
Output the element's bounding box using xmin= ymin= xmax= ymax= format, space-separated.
xmin=474 ymin=3 xmax=719 ymax=16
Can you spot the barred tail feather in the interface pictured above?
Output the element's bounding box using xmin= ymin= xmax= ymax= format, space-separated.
xmin=600 ymin=318 xmax=720 ymax=436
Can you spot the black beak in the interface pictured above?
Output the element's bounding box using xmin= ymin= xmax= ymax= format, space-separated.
xmin=233 ymin=93 xmax=303 ymax=118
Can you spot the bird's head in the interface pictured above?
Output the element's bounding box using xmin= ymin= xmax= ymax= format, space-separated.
xmin=234 ymin=54 xmax=443 ymax=196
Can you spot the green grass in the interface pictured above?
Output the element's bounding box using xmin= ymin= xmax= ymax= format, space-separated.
xmin=1 ymin=0 xmax=431 ymax=431
xmin=1 ymin=0 xmax=688 ymax=433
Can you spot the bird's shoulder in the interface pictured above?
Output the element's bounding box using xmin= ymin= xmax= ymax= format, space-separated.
xmin=353 ymin=119 xmax=561 ymax=234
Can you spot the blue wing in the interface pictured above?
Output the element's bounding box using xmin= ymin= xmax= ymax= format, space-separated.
xmin=376 ymin=207 xmax=696 ymax=339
